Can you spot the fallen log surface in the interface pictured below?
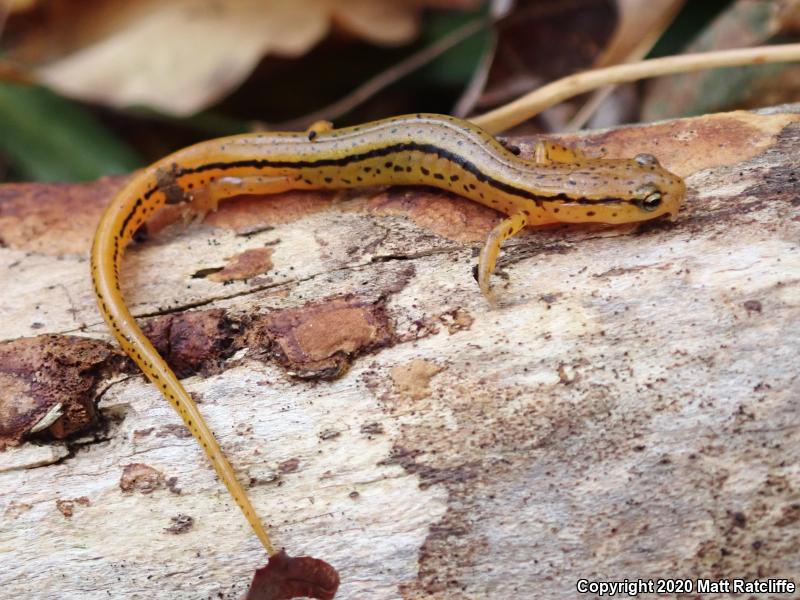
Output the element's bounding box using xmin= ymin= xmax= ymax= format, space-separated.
xmin=1 ymin=105 xmax=798 ymax=599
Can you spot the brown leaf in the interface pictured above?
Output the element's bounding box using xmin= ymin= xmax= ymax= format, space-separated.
xmin=5 ymin=0 xmax=452 ymax=115
xmin=597 ymin=0 xmax=686 ymax=68
xmin=4 ymin=0 xmax=40 ymax=14
xmin=642 ymin=0 xmax=800 ymax=121
xmin=243 ymin=550 xmax=339 ymax=600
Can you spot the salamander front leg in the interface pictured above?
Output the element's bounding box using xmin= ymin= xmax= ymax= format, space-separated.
xmin=477 ymin=212 xmax=528 ymax=299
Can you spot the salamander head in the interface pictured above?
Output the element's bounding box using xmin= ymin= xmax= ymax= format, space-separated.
xmin=598 ymin=154 xmax=685 ymax=224
xmin=627 ymin=153 xmax=685 ymax=221
xmin=542 ymin=153 xmax=686 ymax=225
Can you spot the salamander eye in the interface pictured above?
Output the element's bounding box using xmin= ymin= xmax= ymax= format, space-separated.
xmin=633 ymin=183 xmax=662 ymax=212
xmin=640 ymin=191 xmax=662 ymax=211
xmin=634 ymin=153 xmax=659 ymax=166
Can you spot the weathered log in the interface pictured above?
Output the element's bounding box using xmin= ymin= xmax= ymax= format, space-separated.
xmin=1 ymin=106 xmax=798 ymax=599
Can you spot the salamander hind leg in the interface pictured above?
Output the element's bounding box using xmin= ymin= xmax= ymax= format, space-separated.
xmin=533 ymin=140 xmax=588 ymax=165
xmin=477 ymin=212 xmax=528 ymax=300
xmin=187 ymin=174 xmax=299 ymax=216
xmin=205 ymin=174 xmax=298 ymax=199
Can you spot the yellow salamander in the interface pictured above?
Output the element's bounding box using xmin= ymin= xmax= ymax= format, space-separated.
xmin=90 ymin=113 xmax=685 ymax=555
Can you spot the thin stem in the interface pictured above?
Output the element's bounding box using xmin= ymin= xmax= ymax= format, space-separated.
xmin=471 ymin=43 xmax=800 ymax=133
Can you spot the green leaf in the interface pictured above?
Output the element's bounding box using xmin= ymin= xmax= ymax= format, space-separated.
xmin=417 ymin=7 xmax=493 ymax=87
xmin=0 ymin=83 xmax=142 ymax=182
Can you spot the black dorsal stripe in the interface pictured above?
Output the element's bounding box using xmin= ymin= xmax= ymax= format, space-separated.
xmin=124 ymin=142 xmax=639 ymax=238
xmin=171 ymin=142 xmax=635 ymax=205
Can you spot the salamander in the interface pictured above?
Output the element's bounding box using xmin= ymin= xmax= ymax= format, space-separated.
xmin=90 ymin=113 xmax=686 ymax=555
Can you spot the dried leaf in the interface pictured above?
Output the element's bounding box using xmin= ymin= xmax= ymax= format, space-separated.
xmin=330 ymin=0 xmax=419 ymax=45
xmin=566 ymin=0 xmax=686 ymax=129
xmin=3 ymin=0 xmax=39 ymax=13
xmin=5 ymin=0 xmax=457 ymax=115
xmin=642 ymin=0 xmax=800 ymax=120
xmin=597 ymin=0 xmax=686 ymax=68
xmin=479 ymin=0 xmax=618 ymax=117
xmin=479 ymin=0 xmax=685 ymax=130
xmin=34 ymin=0 xmax=328 ymax=116
xmin=243 ymin=550 xmax=339 ymax=600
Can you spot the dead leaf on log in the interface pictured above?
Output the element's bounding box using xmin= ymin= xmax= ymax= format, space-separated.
xmin=243 ymin=550 xmax=339 ymax=600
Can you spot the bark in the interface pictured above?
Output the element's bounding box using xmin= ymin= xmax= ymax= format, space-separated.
xmin=1 ymin=106 xmax=798 ymax=599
